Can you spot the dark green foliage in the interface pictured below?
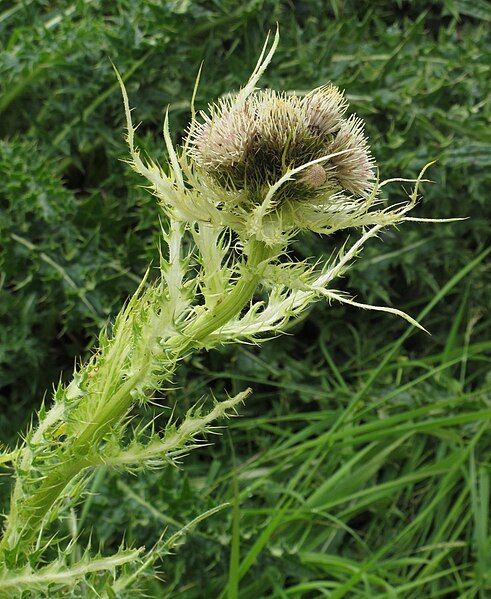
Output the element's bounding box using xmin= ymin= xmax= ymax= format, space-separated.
xmin=0 ymin=138 xmax=158 ymax=437
xmin=1 ymin=0 xmax=489 ymax=596
xmin=0 ymin=139 xmax=80 ymax=432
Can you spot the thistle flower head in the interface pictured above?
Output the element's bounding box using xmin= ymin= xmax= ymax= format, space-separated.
xmin=121 ymin=31 xmax=417 ymax=246
xmin=187 ymin=83 xmax=374 ymax=205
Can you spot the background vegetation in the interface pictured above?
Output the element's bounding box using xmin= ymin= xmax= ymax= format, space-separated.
xmin=1 ymin=0 xmax=490 ymax=596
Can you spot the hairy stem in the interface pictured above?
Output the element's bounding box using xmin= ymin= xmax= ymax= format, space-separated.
xmin=0 ymin=239 xmax=271 ymax=556
xmin=177 ymin=239 xmax=271 ymax=348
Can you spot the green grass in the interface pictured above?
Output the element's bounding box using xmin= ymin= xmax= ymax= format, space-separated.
xmin=80 ymin=251 xmax=490 ymax=597
xmin=1 ymin=0 xmax=490 ymax=596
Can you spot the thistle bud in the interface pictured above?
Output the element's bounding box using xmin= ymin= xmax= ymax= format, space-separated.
xmin=302 ymin=84 xmax=348 ymax=136
xmin=328 ymin=115 xmax=375 ymax=197
xmin=187 ymin=97 xmax=256 ymax=172
xmin=299 ymin=164 xmax=328 ymax=188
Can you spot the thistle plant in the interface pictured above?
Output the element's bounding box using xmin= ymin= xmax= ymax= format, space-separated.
xmin=0 ymin=31 xmax=440 ymax=596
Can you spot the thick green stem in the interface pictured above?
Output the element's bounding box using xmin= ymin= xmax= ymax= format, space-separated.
xmin=0 ymin=239 xmax=271 ymax=554
xmin=178 ymin=239 xmax=271 ymax=347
